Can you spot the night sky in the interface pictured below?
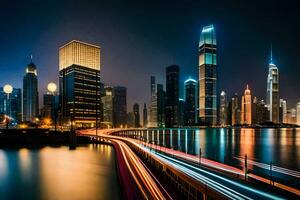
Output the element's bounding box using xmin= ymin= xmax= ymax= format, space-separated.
xmin=1 ymin=0 xmax=300 ymax=111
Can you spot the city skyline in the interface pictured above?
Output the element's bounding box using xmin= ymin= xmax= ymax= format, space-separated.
xmin=1 ymin=1 xmax=300 ymax=110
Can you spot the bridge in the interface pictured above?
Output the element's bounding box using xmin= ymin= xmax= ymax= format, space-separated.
xmin=78 ymin=128 xmax=300 ymax=200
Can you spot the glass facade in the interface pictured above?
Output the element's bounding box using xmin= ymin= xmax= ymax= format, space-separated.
xmin=198 ymin=24 xmax=217 ymax=125
xmin=59 ymin=40 xmax=101 ymax=128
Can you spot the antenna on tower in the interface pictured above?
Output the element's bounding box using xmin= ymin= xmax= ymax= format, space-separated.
xmin=270 ymin=43 xmax=273 ymax=64
xmin=30 ymin=54 xmax=33 ymax=62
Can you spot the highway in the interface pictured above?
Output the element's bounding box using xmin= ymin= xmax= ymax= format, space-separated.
xmin=80 ymin=129 xmax=298 ymax=199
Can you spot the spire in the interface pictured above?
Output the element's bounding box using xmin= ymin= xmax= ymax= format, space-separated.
xmin=246 ymin=84 xmax=249 ymax=90
xmin=30 ymin=54 xmax=33 ymax=62
xmin=270 ymin=43 xmax=274 ymax=65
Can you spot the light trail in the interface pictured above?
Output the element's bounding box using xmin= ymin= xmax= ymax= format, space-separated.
xmin=234 ymin=156 xmax=300 ymax=178
xmin=143 ymin=147 xmax=284 ymax=200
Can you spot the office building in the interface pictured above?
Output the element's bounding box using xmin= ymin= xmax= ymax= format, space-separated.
xmin=297 ymin=102 xmax=300 ymax=126
xmin=149 ymin=76 xmax=157 ymax=127
xmin=241 ymin=85 xmax=252 ymax=125
xmin=279 ymin=99 xmax=287 ymax=123
xmin=113 ymin=86 xmax=127 ymax=128
xmin=198 ymin=24 xmax=217 ymax=125
xmin=157 ymin=84 xmax=165 ymax=127
xmin=133 ymin=103 xmax=140 ymax=128
xmin=219 ymin=91 xmax=227 ymax=126
xmin=23 ymin=61 xmax=39 ymax=122
xmin=231 ymin=93 xmax=240 ymax=125
xmin=184 ymin=78 xmax=197 ymax=126
xmin=165 ymin=65 xmax=179 ymax=127
xmin=143 ymin=103 xmax=147 ymax=128
xmin=59 ymin=40 xmax=101 ymax=128
xmin=101 ymin=86 xmax=113 ymax=128
xmin=266 ymin=47 xmax=279 ymax=123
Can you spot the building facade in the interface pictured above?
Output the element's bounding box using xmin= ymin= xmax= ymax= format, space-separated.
xmin=231 ymin=93 xmax=240 ymax=125
xmin=219 ymin=91 xmax=227 ymax=126
xmin=23 ymin=62 xmax=39 ymax=122
xmin=184 ymin=78 xmax=197 ymax=126
xmin=165 ymin=65 xmax=179 ymax=127
xmin=149 ymin=76 xmax=157 ymax=127
xmin=0 ymin=87 xmax=22 ymax=123
xmin=198 ymin=25 xmax=217 ymax=125
xmin=143 ymin=103 xmax=147 ymax=127
xmin=133 ymin=103 xmax=140 ymax=128
xmin=157 ymin=84 xmax=165 ymax=127
xmin=113 ymin=86 xmax=127 ymax=128
xmin=102 ymin=86 xmax=113 ymax=128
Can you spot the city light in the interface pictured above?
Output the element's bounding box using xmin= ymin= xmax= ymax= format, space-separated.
xmin=3 ymin=84 xmax=13 ymax=94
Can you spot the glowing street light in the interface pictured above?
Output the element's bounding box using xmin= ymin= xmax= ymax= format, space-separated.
xmin=47 ymin=82 xmax=57 ymax=93
xmin=3 ymin=84 xmax=13 ymax=94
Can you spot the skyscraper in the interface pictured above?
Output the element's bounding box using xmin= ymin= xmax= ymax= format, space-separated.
xmin=241 ymin=85 xmax=252 ymax=125
xmin=266 ymin=47 xmax=279 ymax=123
xmin=23 ymin=61 xmax=39 ymax=122
xmin=59 ymin=40 xmax=101 ymax=128
xmin=102 ymin=86 xmax=113 ymax=128
xmin=184 ymin=78 xmax=197 ymax=126
xmin=157 ymin=84 xmax=165 ymax=127
xmin=113 ymin=86 xmax=127 ymax=128
xmin=133 ymin=103 xmax=140 ymax=128
xmin=219 ymin=91 xmax=227 ymax=126
xmin=279 ymin=99 xmax=287 ymax=123
xmin=198 ymin=25 xmax=217 ymax=125
xmin=165 ymin=65 xmax=179 ymax=127
xmin=231 ymin=93 xmax=240 ymax=125
xmin=252 ymin=98 xmax=269 ymax=124
xmin=143 ymin=103 xmax=147 ymax=127
xmin=149 ymin=76 xmax=157 ymax=127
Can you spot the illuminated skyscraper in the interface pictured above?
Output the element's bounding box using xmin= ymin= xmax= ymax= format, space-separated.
xmin=113 ymin=86 xmax=127 ymax=128
xmin=165 ymin=65 xmax=179 ymax=127
xmin=157 ymin=84 xmax=165 ymax=127
xmin=0 ymin=87 xmax=22 ymax=123
xmin=231 ymin=93 xmax=240 ymax=125
xmin=266 ymin=47 xmax=279 ymax=123
xmin=184 ymin=78 xmax=197 ymax=126
xmin=241 ymin=85 xmax=252 ymax=125
xmin=198 ymin=25 xmax=217 ymax=125
xmin=133 ymin=103 xmax=140 ymax=128
xmin=102 ymin=86 xmax=113 ymax=128
xmin=279 ymin=99 xmax=287 ymax=123
xmin=149 ymin=76 xmax=157 ymax=127
xmin=219 ymin=91 xmax=227 ymax=126
xmin=23 ymin=61 xmax=39 ymax=122
xmin=59 ymin=40 xmax=101 ymax=127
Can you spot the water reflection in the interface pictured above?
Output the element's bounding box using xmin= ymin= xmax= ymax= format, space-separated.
xmin=0 ymin=145 xmax=121 ymax=200
xmin=147 ymin=128 xmax=300 ymax=171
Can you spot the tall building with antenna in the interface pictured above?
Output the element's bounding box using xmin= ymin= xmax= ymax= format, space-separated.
xmin=266 ymin=45 xmax=279 ymax=123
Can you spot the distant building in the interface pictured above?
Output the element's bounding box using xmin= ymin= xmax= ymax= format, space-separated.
xmin=252 ymin=98 xmax=269 ymax=124
xmin=287 ymin=108 xmax=297 ymax=124
xmin=149 ymin=76 xmax=157 ymax=127
xmin=127 ymin=112 xmax=134 ymax=128
xmin=23 ymin=61 xmax=39 ymax=122
xmin=41 ymin=93 xmax=57 ymax=121
xmin=157 ymin=84 xmax=165 ymax=127
xmin=165 ymin=65 xmax=179 ymax=127
xmin=296 ymin=103 xmax=300 ymax=126
xmin=219 ymin=91 xmax=227 ymax=126
xmin=133 ymin=103 xmax=140 ymax=128
xmin=113 ymin=86 xmax=127 ymax=128
xmin=59 ymin=40 xmax=101 ymax=128
xmin=266 ymin=47 xmax=279 ymax=123
xmin=184 ymin=78 xmax=197 ymax=126
xmin=143 ymin=103 xmax=148 ymax=127
xmin=279 ymin=99 xmax=287 ymax=123
xmin=241 ymin=85 xmax=252 ymax=125
xmin=0 ymin=87 xmax=22 ymax=123
xmin=178 ymin=99 xmax=185 ymax=126
xmin=199 ymin=24 xmax=217 ymax=125
xmin=231 ymin=93 xmax=240 ymax=125
xmin=102 ymin=86 xmax=113 ymax=128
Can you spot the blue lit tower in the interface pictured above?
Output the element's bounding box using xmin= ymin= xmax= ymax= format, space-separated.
xmin=198 ymin=25 xmax=217 ymax=125
xmin=184 ymin=78 xmax=197 ymax=126
xmin=266 ymin=46 xmax=279 ymax=123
